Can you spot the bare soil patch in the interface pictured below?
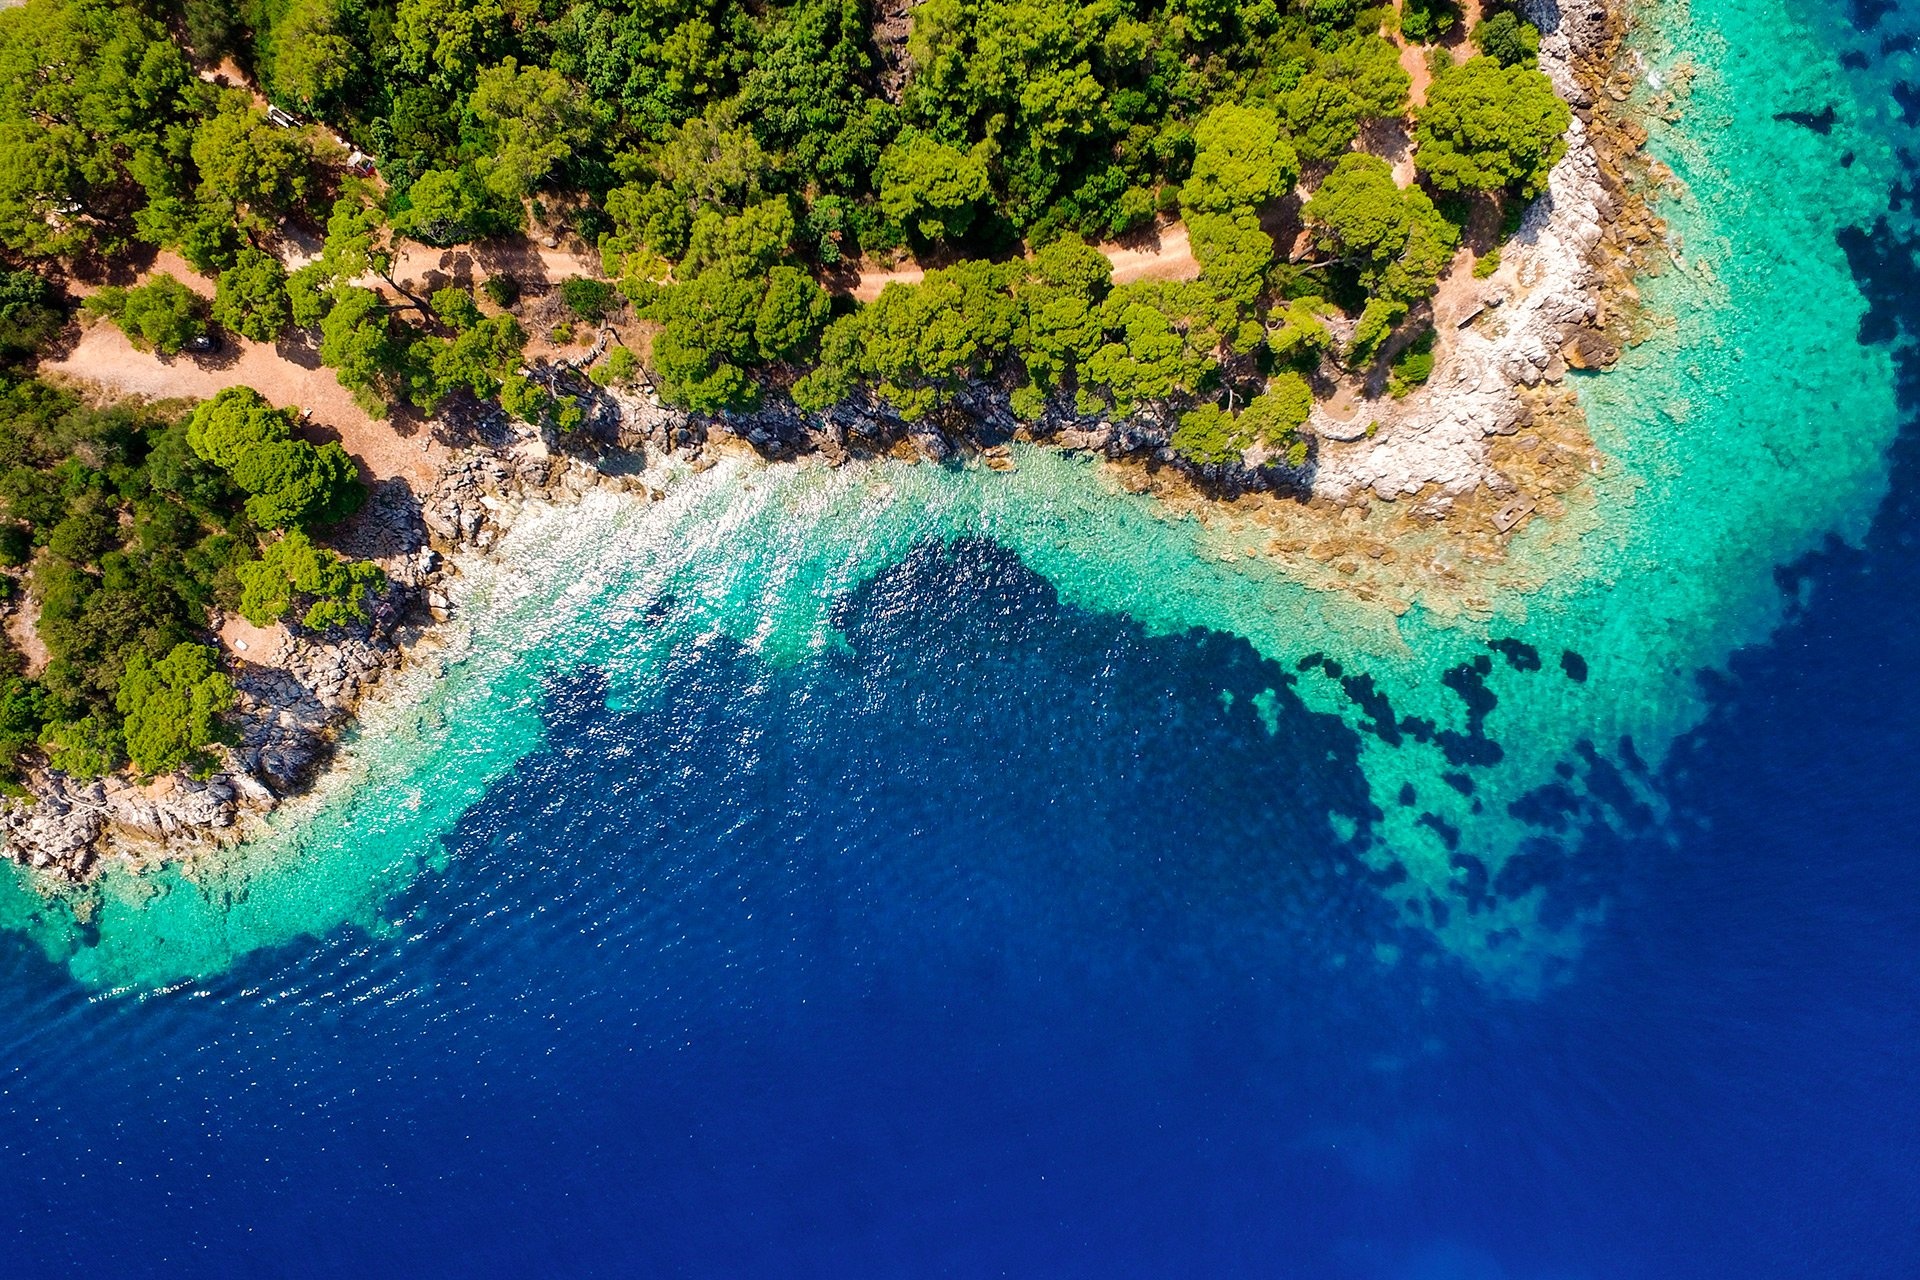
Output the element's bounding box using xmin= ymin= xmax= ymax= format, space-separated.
xmin=48 ymin=321 xmax=444 ymax=490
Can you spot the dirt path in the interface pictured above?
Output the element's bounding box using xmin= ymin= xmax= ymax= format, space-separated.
xmin=1391 ymin=0 xmax=1485 ymax=109
xmin=46 ymin=323 xmax=444 ymax=490
xmin=47 ymin=226 xmax=610 ymax=499
xmin=846 ymin=219 xmax=1202 ymax=301
xmin=378 ymin=238 xmax=602 ymax=299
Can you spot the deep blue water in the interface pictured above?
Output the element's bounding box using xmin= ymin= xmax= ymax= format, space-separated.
xmin=1 ymin=426 xmax=1915 ymax=1278
xmin=5 ymin=9 xmax=1920 ymax=1280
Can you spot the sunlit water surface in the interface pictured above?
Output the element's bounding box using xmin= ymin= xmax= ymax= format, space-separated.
xmin=1 ymin=0 xmax=1916 ymax=1274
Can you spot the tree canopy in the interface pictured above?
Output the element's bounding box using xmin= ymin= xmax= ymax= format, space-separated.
xmin=84 ymin=275 xmax=207 ymax=356
xmin=1416 ymin=57 xmax=1572 ymax=197
xmin=237 ymin=528 xmax=385 ymax=631
xmin=187 ymin=387 xmax=365 ymax=528
xmin=116 ymin=641 xmax=234 ymax=776
xmin=1180 ymin=105 xmax=1299 ymax=215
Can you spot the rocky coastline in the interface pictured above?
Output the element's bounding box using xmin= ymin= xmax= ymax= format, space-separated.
xmin=0 ymin=0 xmax=1663 ymax=883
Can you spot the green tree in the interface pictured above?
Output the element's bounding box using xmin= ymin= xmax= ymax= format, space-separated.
xmin=42 ymin=713 xmax=121 ymax=777
xmin=1170 ymin=403 xmax=1247 ymax=465
xmin=1349 ymin=296 xmax=1407 ymax=362
xmin=1241 ymin=372 xmax=1314 ymax=447
xmin=0 ymin=0 xmax=194 ymax=259
xmin=187 ymin=387 xmax=365 ymax=527
xmin=1472 ymin=13 xmax=1542 ymax=68
xmin=791 ymin=312 xmax=863 ymax=410
xmin=0 ymin=268 xmax=63 ymax=360
xmin=560 ymin=276 xmax=619 ymax=321
xmin=237 ymin=528 xmax=384 ymax=630
xmin=414 ymin=314 xmax=526 ymax=409
xmin=1400 ymin=0 xmax=1459 ymax=44
xmin=1416 ymin=57 xmax=1571 ymax=197
xmin=681 ymin=199 xmax=796 ymax=277
xmin=754 ymin=266 xmax=830 ymax=360
xmin=1281 ymin=37 xmax=1412 ymax=164
xmin=658 ymin=106 xmax=771 ymax=210
xmin=1014 ymin=235 xmax=1113 ymax=388
xmin=85 ymin=274 xmax=206 ymax=355
xmin=1268 ymin=295 xmax=1336 ymax=363
xmin=229 ymin=438 xmax=362 ymax=528
xmin=115 ymin=641 xmax=233 ymax=776
xmin=1281 ymin=75 xmax=1365 ymax=168
xmin=1179 ymin=105 xmax=1299 ymax=214
xmin=183 ymin=381 xmax=287 ymax=472
xmin=213 ymin=248 xmax=292 ymax=342
xmin=318 ymin=286 xmax=398 ymax=413
xmin=470 ymin=58 xmax=600 ymax=202
xmin=855 ymin=261 xmax=1020 ymax=418
xmin=741 ymin=0 xmax=896 ymax=193
xmin=190 ymin=94 xmax=314 ymax=234
xmin=904 ymin=0 xmax=1132 ymax=228
xmin=591 ymin=344 xmax=640 ymax=387
xmin=876 ymin=130 xmax=992 ymax=243
xmin=394 ymin=166 xmax=508 ymax=246
xmin=317 ymin=199 xmax=394 ymax=285
xmin=431 ymin=285 xmax=482 ymax=332
xmin=286 ymin=261 xmax=336 ymax=328
xmin=267 ymin=0 xmax=356 ymax=110
xmin=1084 ymin=293 xmax=1215 ymax=413
xmin=499 ymin=372 xmax=553 ymax=424
xmin=1303 ymin=154 xmax=1459 ymax=305
xmin=649 ymin=323 xmax=755 ymax=413
xmin=131 ymin=195 xmax=244 ymax=273
xmin=391 ymin=0 xmax=508 ymax=90
xmin=1188 ymin=211 xmax=1274 ymax=306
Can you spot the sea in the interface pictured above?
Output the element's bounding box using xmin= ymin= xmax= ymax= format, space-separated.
xmin=1 ymin=0 xmax=1916 ymax=1274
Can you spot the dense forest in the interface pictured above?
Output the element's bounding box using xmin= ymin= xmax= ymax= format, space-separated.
xmin=0 ymin=0 xmax=1573 ymax=786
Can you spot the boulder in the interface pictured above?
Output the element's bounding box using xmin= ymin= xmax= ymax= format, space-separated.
xmin=1562 ymin=328 xmax=1621 ymax=370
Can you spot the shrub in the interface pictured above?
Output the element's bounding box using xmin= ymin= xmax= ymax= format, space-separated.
xmin=560 ymin=276 xmax=619 ymax=321
xmin=591 ymin=344 xmax=639 ymax=387
xmin=483 ymin=273 xmax=521 ymax=308
xmin=1388 ymin=329 xmax=1439 ymax=397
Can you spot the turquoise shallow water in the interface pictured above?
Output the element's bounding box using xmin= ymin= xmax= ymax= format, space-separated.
xmin=0 ymin=0 xmax=1906 ymax=994
xmin=2 ymin=2 xmax=1919 ymax=1274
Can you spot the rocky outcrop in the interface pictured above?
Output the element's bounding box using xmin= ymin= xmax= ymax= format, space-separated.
xmin=0 ymin=773 xmax=243 ymax=878
xmin=1308 ymin=0 xmax=1628 ymax=503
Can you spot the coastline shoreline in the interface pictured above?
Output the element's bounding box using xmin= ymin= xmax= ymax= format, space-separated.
xmin=1 ymin=0 xmax=1662 ymax=885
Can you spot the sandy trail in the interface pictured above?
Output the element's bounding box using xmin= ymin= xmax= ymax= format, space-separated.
xmin=1392 ymin=0 xmax=1485 ymax=108
xmin=846 ymin=220 xmax=1202 ymax=301
xmin=46 ymin=230 xmax=610 ymax=494
xmin=46 ymin=323 xmax=444 ymax=490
